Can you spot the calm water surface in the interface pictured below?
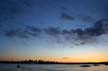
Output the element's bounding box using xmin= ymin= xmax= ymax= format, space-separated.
xmin=0 ymin=64 xmax=108 ymax=71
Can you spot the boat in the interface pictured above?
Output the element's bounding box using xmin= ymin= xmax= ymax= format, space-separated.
xmin=80 ymin=64 xmax=91 ymax=67
xmin=16 ymin=65 xmax=21 ymax=68
xmin=93 ymin=64 xmax=99 ymax=66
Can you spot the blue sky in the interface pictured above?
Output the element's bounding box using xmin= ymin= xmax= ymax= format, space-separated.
xmin=0 ymin=0 xmax=108 ymax=62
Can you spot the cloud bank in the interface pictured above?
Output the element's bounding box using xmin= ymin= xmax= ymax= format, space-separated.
xmin=0 ymin=19 xmax=107 ymax=46
xmin=0 ymin=0 xmax=108 ymax=47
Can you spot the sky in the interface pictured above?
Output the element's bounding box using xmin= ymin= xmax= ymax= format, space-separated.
xmin=0 ymin=0 xmax=108 ymax=62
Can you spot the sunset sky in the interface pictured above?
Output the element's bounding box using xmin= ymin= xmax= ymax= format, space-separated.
xmin=0 ymin=0 xmax=108 ymax=62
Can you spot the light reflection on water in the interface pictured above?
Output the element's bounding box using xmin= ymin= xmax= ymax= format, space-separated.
xmin=0 ymin=64 xmax=108 ymax=71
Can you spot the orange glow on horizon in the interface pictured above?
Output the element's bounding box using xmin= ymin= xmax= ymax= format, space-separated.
xmin=0 ymin=55 xmax=108 ymax=62
xmin=0 ymin=53 xmax=108 ymax=62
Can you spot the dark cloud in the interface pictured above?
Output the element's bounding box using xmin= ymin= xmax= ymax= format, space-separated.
xmin=60 ymin=13 xmax=75 ymax=21
xmin=5 ymin=30 xmax=18 ymax=37
xmin=4 ymin=26 xmax=42 ymax=38
xmin=25 ymin=26 xmax=42 ymax=38
xmin=5 ymin=29 xmax=30 ymax=38
xmin=62 ymin=29 xmax=74 ymax=35
xmin=61 ymin=7 xmax=68 ymax=10
xmin=62 ymin=57 xmax=69 ymax=59
xmin=85 ymin=19 xmax=108 ymax=36
xmin=2 ymin=19 xmax=108 ymax=46
xmin=44 ymin=27 xmax=61 ymax=37
xmin=23 ymin=31 xmax=38 ymax=37
xmin=26 ymin=26 xmax=42 ymax=34
xmin=60 ymin=19 xmax=108 ymax=45
xmin=77 ymin=19 xmax=108 ymax=44
xmin=79 ymin=15 xmax=95 ymax=23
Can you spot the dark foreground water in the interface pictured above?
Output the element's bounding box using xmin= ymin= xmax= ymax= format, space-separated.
xmin=0 ymin=64 xmax=108 ymax=71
